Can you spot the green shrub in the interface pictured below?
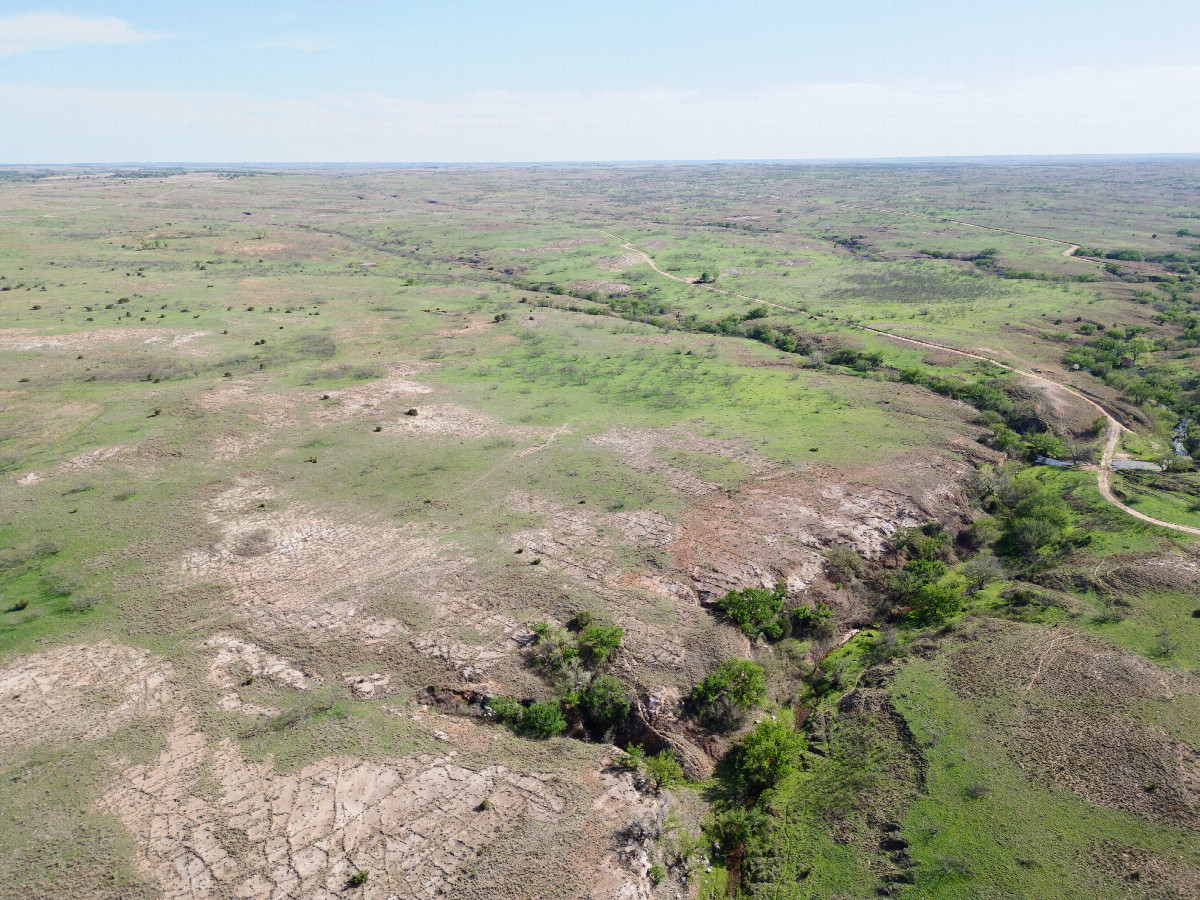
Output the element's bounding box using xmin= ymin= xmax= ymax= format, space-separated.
xmin=891 ymin=522 xmax=953 ymax=562
xmin=644 ymin=750 xmax=685 ymax=791
xmin=580 ymin=674 xmax=632 ymax=730
xmin=791 ymin=601 xmax=832 ymax=635
xmin=529 ymin=624 xmax=579 ymax=672
xmin=486 ymin=696 xmax=524 ymax=725
xmin=349 ymin=870 xmax=369 ymax=887
xmin=960 ymin=553 xmax=1003 ymax=591
xmin=890 ymin=558 xmax=948 ymax=603
xmin=717 ymin=579 xmax=787 ymax=639
xmin=579 ymin=623 xmax=623 ymax=666
xmin=648 ymin=863 xmax=666 ymax=885
xmin=520 ymin=700 xmax=567 ymax=738
xmin=708 ymin=805 xmax=768 ymax=853
xmin=735 ymin=708 xmax=805 ymax=790
xmin=994 ymin=470 xmax=1074 ymax=565
xmin=909 ymin=578 xmax=965 ymax=624
xmin=615 ymin=743 xmax=646 ymax=770
xmin=691 ymin=659 xmax=766 ymax=709
xmin=825 ymin=547 xmax=864 ymax=582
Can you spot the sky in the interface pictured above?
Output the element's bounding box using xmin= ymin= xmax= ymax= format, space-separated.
xmin=1 ymin=1 xmax=1199 ymax=163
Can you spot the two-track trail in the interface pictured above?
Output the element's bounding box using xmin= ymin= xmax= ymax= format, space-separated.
xmin=602 ymin=228 xmax=1200 ymax=537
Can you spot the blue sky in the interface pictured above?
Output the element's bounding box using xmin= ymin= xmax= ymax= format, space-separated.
xmin=2 ymin=1 xmax=1199 ymax=162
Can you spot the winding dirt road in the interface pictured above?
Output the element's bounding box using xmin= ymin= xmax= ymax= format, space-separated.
xmin=602 ymin=230 xmax=1200 ymax=537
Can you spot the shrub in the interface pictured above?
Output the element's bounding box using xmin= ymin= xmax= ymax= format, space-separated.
xmin=579 ymin=674 xmax=631 ymax=731
xmin=579 ymin=623 xmax=623 ymax=666
xmin=825 ymin=547 xmax=864 ymax=582
xmin=965 ymin=782 xmax=990 ymax=799
xmin=615 ymin=743 xmax=646 ymax=770
xmin=892 ymin=522 xmax=953 ymax=562
xmin=491 ymin=699 xmax=568 ymax=738
xmin=960 ymin=553 xmax=1003 ymax=592
xmin=644 ymin=750 xmax=685 ymax=791
xmin=708 ymin=805 xmax=768 ymax=853
xmin=66 ymin=591 xmax=102 ymax=612
xmin=909 ymin=579 xmax=965 ymax=624
xmin=486 ymin=696 xmax=524 ymax=724
xmin=648 ymin=863 xmax=666 ymax=885
xmin=735 ymin=708 xmax=805 ymax=790
xmin=529 ymin=624 xmax=579 ymax=672
xmin=717 ymin=579 xmax=787 ymax=639
xmin=995 ymin=471 xmax=1073 ymax=564
xmin=891 ymin=558 xmax=948 ymax=601
xmin=691 ymin=659 xmax=767 ymax=709
xmin=1153 ymin=631 xmax=1181 ymax=658
xmin=1025 ymin=430 xmax=1064 ymax=461
xmin=349 ymin=870 xmax=369 ymax=887
xmin=791 ymin=602 xmax=832 ymax=636
xmin=521 ymin=700 xmax=567 ymax=738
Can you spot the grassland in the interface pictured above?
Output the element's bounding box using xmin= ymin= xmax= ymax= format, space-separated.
xmin=2 ymin=162 xmax=1200 ymax=900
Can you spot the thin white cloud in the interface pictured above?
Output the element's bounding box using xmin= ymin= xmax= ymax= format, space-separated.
xmin=3 ymin=66 xmax=1199 ymax=162
xmin=253 ymin=37 xmax=326 ymax=52
xmin=0 ymin=12 xmax=164 ymax=56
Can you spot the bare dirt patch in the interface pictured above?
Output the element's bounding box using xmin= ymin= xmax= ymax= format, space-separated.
xmin=509 ymin=491 xmax=617 ymax=582
xmin=0 ymin=327 xmax=181 ymax=352
xmin=229 ymin=242 xmax=291 ymax=255
xmin=1095 ymin=550 xmax=1200 ymax=595
xmin=409 ymin=599 xmax=531 ymax=685
xmin=204 ymin=634 xmax=312 ymax=691
xmin=180 ymin=480 xmax=452 ymax=638
xmin=199 ymin=366 xmax=437 ymax=430
xmin=1008 ymin=378 xmax=1100 ymax=437
xmin=141 ymin=330 xmax=210 ymax=356
xmin=503 ymin=492 xmax=717 ymax=681
xmin=1091 ymin=839 xmax=1200 ymax=899
xmin=2 ymin=639 xmax=660 ymax=899
xmin=311 ymin=365 xmax=433 ymax=422
xmin=568 ymin=279 xmax=631 ymax=295
xmin=590 ymin=427 xmax=781 ymax=498
xmin=209 ymin=431 xmax=271 ymax=462
xmin=57 ymin=444 xmax=131 ymax=473
xmin=382 ymin=403 xmax=534 ymax=440
xmin=669 ymin=454 xmax=970 ymax=604
xmin=596 ymin=252 xmax=644 ymax=271
xmin=102 ymin=716 xmax=656 ymax=900
xmin=0 ymin=643 xmax=175 ymax=751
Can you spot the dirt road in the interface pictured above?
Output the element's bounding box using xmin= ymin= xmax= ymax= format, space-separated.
xmin=603 ymin=230 xmax=1200 ymax=537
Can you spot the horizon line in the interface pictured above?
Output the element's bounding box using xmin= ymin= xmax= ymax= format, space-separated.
xmin=4 ymin=152 xmax=1200 ymax=170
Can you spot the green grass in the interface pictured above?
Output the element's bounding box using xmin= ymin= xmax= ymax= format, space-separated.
xmin=0 ymin=723 xmax=169 ymax=900
xmin=890 ymin=658 xmax=1200 ymax=900
xmin=1085 ymin=590 xmax=1200 ymax=670
xmin=1111 ymin=471 xmax=1200 ymax=530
